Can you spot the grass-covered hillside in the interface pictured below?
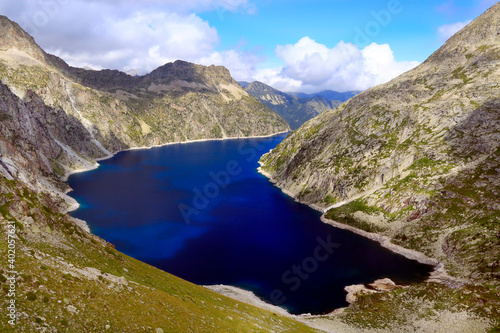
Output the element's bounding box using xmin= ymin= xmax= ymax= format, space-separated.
xmin=0 ymin=176 xmax=317 ymax=332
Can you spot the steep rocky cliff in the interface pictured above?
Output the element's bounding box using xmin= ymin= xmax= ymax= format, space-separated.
xmin=261 ymin=3 xmax=500 ymax=331
xmin=245 ymin=81 xmax=340 ymax=129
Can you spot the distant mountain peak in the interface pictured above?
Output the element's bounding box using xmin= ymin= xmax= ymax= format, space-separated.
xmin=0 ymin=14 xmax=289 ymax=154
xmin=244 ymin=80 xmax=341 ymax=129
xmin=287 ymin=90 xmax=360 ymax=102
xmin=0 ymin=15 xmax=246 ymax=101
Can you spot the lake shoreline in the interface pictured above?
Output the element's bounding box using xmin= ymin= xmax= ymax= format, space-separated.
xmin=66 ymin=133 xmax=449 ymax=322
xmin=256 ymin=163 xmax=456 ymax=287
xmin=63 ymin=131 xmax=289 ymax=214
xmin=64 ymin=131 xmax=290 ymax=182
xmin=204 ymin=284 xmax=336 ymax=318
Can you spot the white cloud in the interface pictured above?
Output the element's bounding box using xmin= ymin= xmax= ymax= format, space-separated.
xmin=437 ymin=20 xmax=472 ymax=41
xmin=0 ymin=0 xmax=248 ymax=74
xmin=0 ymin=1 xmax=420 ymax=93
xmin=253 ymin=68 xmax=303 ymax=92
xmin=198 ymin=49 xmax=263 ymax=81
xmin=49 ymin=11 xmax=219 ymax=74
xmin=267 ymin=37 xmax=419 ymax=93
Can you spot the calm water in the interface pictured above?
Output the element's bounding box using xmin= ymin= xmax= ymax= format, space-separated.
xmin=68 ymin=133 xmax=432 ymax=315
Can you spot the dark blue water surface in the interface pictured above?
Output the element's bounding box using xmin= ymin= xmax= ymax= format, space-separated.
xmin=68 ymin=133 xmax=432 ymax=315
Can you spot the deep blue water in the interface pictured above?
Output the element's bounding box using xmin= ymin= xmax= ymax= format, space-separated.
xmin=68 ymin=133 xmax=432 ymax=315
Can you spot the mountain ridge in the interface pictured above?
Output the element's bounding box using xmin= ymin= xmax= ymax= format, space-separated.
xmin=244 ymin=80 xmax=340 ymax=129
xmin=287 ymin=90 xmax=360 ymax=102
xmin=0 ymin=7 xmax=499 ymax=332
xmin=0 ymin=14 xmax=289 ymax=190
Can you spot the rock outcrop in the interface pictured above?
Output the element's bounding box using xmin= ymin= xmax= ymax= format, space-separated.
xmin=367 ymin=278 xmax=397 ymax=292
xmin=344 ymin=278 xmax=397 ymax=304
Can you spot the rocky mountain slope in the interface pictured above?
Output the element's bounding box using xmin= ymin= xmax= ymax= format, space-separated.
xmin=244 ymin=81 xmax=340 ymax=129
xmin=0 ymin=16 xmax=316 ymax=333
xmin=0 ymin=14 xmax=288 ymax=154
xmin=0 ymin=15 xmax=288 ymax=204
xmin=261 ymin=3 xmax=500 ymax=331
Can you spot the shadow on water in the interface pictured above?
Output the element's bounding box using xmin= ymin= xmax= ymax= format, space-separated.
xmin=68 ymin=134 xmax=433 ymax=315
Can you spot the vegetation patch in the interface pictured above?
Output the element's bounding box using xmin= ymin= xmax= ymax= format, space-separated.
xmin=325 ymin=199 xmax=387 ymax=233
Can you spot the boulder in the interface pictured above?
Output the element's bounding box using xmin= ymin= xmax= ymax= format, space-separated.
xmin=368 ymin=278 xmax=396 ymax=291
xmin=344 ymin=284 xmax=377 ymax=304
xmin=119 ymin=276 xmax=128 ymax=286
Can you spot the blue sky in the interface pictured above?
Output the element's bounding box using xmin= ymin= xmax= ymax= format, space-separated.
xmin=203 ymin=0 xmax=493 ymax=61
xmin=0 ymin=0 xmax=496 ymax=92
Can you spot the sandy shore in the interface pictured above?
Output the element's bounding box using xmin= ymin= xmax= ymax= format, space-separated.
xmin=203 ymin=284 xmax=357 ymax=333
xmin=319 ymin=216 xmax=439 ymax=266
xmin=204 ymin=285 xmax=293 ymax=317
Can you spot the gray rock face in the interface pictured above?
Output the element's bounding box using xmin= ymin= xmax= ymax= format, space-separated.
xmin=0 ymin=15 xmax=46 ymax=62
xmin=244 ymin=81 xmax=340 ymax=129
xmin=345 ymin=278 xmax=397 ymax=304
xmin=0 ymin=81 xmax=97 ymax=191
xmin=344 ymin=284 xmax=377 ymax=304
xmin=260 ymin=3 xmax=500 ymax=281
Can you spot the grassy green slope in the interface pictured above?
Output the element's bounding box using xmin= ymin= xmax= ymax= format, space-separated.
xmin=0 ymin=178 xmax=317 ymax=332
